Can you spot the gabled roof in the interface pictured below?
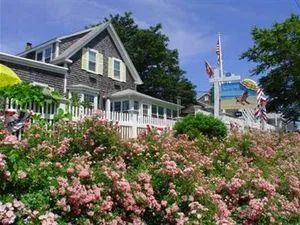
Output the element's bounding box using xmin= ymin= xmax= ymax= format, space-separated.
xmin=51 ymin=22 xmax=109 ymax=64
xmin=110 ymin=89 xmax=184 ymax=109
xmin=51 ymin=22 xmax=143 ymax=85
xmin=17 ymin=27 xmax=94 ymax=57
xmin=16 ymin=22 xmax=143 ymax=85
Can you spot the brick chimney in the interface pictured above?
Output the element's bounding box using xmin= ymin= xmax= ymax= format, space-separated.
xmin=25 ymin=42 xmax=32 ymax=51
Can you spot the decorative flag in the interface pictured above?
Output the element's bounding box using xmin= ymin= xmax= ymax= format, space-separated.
xmin=204 ymin=61 xmax=214 ymax=77
xmin=5 ymin=110 xmax=32 ymax=133
xmin=254 ymin=88 xmax=267 ymax=123
xmin=216 ymin=39 xmax=221 ymax=65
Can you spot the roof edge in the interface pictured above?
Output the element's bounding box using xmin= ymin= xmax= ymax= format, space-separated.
xmin=0 ymin=52 xmax=68 ymax=74
xmin=51 ymin=23 xmax=110 ymax=65
xmin=17 ymin=27 xmax=96 ymax=57
xmin=109 ymin=89 xmax=184 ymax=108
xmin=107 ymin=24 xmax=143 ymax=85
xmin=17 ymin=38 xmax=58 ymax=57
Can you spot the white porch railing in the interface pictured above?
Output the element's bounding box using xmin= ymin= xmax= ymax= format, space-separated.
xmin=2 ymin=98 xmax=176 ymax=139
xmin=195 ymin=108 xmax=275 ymax=131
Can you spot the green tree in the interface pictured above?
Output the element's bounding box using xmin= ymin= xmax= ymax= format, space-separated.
xmin=241 ymin=14 xmax=300 ymax=121
xmin=88 ymin=12 xmax=197 ymax=107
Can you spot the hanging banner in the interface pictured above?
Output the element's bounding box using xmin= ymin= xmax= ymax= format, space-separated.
xmin=220 ymin=79 xmax=258 ymax=110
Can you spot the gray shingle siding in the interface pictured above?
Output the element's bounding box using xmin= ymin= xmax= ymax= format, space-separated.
xmin=59 ymin=32 xmax=88 ymax=55
xmin=0 ymin=60 xmax=65 ymax=93
xmin=67 ymin=29 xmax=136 ymax=98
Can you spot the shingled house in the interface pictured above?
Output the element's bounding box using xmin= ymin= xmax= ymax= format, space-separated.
xmin=0 ymin=22 xmax=182 ymax=122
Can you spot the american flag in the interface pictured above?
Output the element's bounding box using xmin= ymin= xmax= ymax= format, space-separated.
xmin=204 ymin=61 xmax=214 ymax=78
xmin=216 ymin=39 xmax=221 ymax=65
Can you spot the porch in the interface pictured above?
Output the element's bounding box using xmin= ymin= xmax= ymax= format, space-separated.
xmin=3 ymin=90 xmax=181 ymax=138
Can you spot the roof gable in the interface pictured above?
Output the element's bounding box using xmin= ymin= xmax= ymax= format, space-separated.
xmin=17 ymin=27 xmax=94 ymax=57
xmin=51 ymin=23 xmax=143 ymax=85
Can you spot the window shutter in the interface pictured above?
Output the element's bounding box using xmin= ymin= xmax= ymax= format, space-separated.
xmin=81 ymin=48 xmax=88 ymax=70
xmin=121 ymin=61 xmax=126 ymax=82
xmin=108 ymin=57 xmax=113 ymax=78
xmin=96 ymin=52 xmax=103 ymax=75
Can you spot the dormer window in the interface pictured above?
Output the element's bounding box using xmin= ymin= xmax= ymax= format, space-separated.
xmin=44 ymin=48 xmax=51 ymax=63
xmin=36 ymin=46 xmax=52 ymax=63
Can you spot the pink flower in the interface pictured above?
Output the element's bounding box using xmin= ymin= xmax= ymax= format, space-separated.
xmin=2 ymin=135 xmax=18 ymax=145
xmin=0 ymin=153 xmax=6 ymax=169
xmin=253 ymin=178 xmax=276 ymax=198
xmin=17 ymin=170 xmax=27 ymax=179
xmin=78 ymin=168 xmax=89 ymax=178
xmin=101 ymin=196 xmax=113 ymax=212
xmin=183 ymin=167 xmax=193 ymax=176
xmin=39 ymin=212 xmax=58 ymax=225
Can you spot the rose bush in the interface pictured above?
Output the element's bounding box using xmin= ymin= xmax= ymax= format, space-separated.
xmin=0 ymin=113 xmax=299 ymax=224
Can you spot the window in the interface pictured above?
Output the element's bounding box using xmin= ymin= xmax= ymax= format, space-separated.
xmin=84 ymin=94 xmax=94 ymax=104
xmin=114 ymin=101 xmax=121 ymax=112
xmin=44 ymin=47 xmax=51 ymax=63
xmin=83 ymin=94 xmax=95 ymax=108
xmin=36 ymin=46 xmax=52 ymax=62
xmin=122 ymin=100 xmax=129 ymax=112
xmin=167 ymin=109 xmax=172 ymax=119
xmin=152 ymin=105 xmax=157 ymax=117
xmin=134 ymin=101 xmax=139 ymax=110
xmin=143 ymin=104 xmax=148 ymax=116
xmin=173 ymin=110 xmax=178 ymax=118
xmin=88 ymin=50 xmax=97 ymax=72
xmin=113 ymin=59 xmax=121 ymax=79
xmin=36 ymin=52 xmax=43 ymax=61
xmin=158 ymin=106 xmax=164 ymax=118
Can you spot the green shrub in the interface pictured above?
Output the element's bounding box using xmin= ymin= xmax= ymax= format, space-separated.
xmin=174 ymin=113 xmax=227 ymax=139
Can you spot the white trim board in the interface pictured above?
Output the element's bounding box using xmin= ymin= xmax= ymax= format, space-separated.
xmin=0 ymin=52 xmax=67 ymax=74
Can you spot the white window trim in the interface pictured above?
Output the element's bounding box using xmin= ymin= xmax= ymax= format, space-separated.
xmin=35 ymin=45 xmax=53 ymax=63
xmin=86 ymin=48 xmax=98 ymax=74
xmin=112 ymin=58 xmax=122 ymax=81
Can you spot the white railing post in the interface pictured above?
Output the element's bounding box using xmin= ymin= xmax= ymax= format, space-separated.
xmin=129 ymin=110 xmax=138 ymax=138
xmin=105 ymin=98 xmax=111 ymax=121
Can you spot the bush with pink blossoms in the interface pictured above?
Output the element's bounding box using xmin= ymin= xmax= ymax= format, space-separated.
xmin=0 ymin=114 xmax=299 ymax=224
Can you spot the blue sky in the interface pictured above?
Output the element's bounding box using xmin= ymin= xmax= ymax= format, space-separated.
xmin=0 ymin=0 xmax=298 ymax=95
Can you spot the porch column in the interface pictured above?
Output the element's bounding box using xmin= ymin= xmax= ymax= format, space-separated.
xmin=105 ymin=98 xmax=111 ymax=120
xmin=94 ymin=95 xmax=98 ymax=110
xmin=80 ymin=93 xmax=84 ymax=117
xmin=129 ymin=99 xmax=134 ymax=111
xmin=163 ymin=108 xmax=167 ymax=120
xmin=129 ymin=100 xmax=137 ymax=138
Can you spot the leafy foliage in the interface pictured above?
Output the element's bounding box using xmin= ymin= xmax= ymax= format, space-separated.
xmin=174 ymin=113 xmax=227 ymax=139
xmin=241 ymin=14 xmax=300 ymax=121
xmin=0 ymin=115 xmax=299 ymax=224
xmin=88 ymin=12 xmax=197 ymax=108
xmin=0 ymin=82 xmax=61 ymax=108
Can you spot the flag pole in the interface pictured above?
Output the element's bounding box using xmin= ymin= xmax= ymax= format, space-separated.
xmin=218 ymin=33 xmax=224 ymax=79
xmin=214 ymin=33 xmax=223 ymax=117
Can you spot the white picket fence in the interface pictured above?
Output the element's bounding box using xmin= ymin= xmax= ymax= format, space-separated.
xmin=3 ymin=98 xmax=176 ymax=139
xmin=195 ymin=108 xmax=275 ymax=131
